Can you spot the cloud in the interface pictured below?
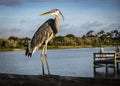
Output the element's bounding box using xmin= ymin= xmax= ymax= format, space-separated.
xmin=60 ymin=21 xmax=104 ymax=36
xmin=0 ymin=28 xmax=10 ymax=38
xmin=0 ymin=0 xmax=23 ymax=6
xmin=0 ymin=26 xmax=37 ymax=38
xmin=0 ymin=21 xmax=119 ymax=38
xmin=103 ymin=24 xmax=120 ymax=32
xmin=80 ymin=23 xmax=120 ymax=36
xmin=0 ymin=27 xmax=22 ymax=38
xmin=59 ymin=21 xmax=120 ymax=37
xmin=0 ymin=0 xmax=55 ymax=6
xmin=20 ymin=20 xmax=27 ymax=25
xmin=0 ymin=0 xmax=120 ymax=7
xmin=10 ymin=28 xmax=22 ymax=32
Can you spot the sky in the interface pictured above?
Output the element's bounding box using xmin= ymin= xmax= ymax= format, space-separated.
xmin=0 ymin=0 xmax=120 ymax=38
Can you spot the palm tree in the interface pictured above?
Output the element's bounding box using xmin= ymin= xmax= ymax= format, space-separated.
xmin=97 ymin=30 xmax=105 ymax=37
xmin=86 ymin=30 xmax=94 ymax=37
xmin=86 ymin=30 xmax=94 ymax=46
xmin=66 ymin=34 xmax=75 ymax=45
xmin=96 ymin=30 xmax=105 ymax=45
xmin=113 ymin=30 xmax=119 ymax=38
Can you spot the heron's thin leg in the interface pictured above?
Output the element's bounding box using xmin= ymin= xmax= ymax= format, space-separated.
xmin=41 ymin=45 xmax=46 ymax=56
xmin=45 ymin=55 xmax=50 ymax=75
xmin=44 ymin=43 xmax=50 ymax=75
xmin=41 ymin=46 xmax=46 ymax=75
xmin=41 ymin=56 xmax=45 ymax=75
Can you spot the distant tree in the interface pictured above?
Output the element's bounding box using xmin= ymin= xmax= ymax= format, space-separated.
xmin=86 ymin=30 xmax=95 ymax=46
xmin=113 ymin=30 xmax=119 ymax=38
xmin=0 ymin=30 xmax=120 ymax=50
xmin=96 ymin=30 xmax=105 ymax=45
xmin=54 ymin=36 xmax=64 ymax=46
xmin=22 ymin=37 xmax=31 ymax=41
xmin=18 ymin=37 xmax=30 ymax=46
xmin=8 ymin=36 xmax=19 ymax=41
xmin=97 ymin=30 xmax=105 ymax=37
xmin=66 ymin=34 xmax=75 ymax=38
xmin=86 ymin=30 xmax=94 ymax=37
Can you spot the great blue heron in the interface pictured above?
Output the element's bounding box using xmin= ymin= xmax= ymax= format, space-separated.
xmin=25 ymin=9 xmax=64 ymax=75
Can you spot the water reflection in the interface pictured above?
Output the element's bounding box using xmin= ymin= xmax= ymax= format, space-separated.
xmin=94 ymin=67 xmax=120 ymax=79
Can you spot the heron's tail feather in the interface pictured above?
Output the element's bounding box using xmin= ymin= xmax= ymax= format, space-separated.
xmin=25 ymin=42 xmax=32 ymax=57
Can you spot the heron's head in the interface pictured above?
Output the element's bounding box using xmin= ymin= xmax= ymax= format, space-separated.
xmin=40 ymin=9 xmax=64 ymax=20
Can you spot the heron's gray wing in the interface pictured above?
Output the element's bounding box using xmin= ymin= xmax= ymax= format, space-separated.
xmin=25 ymin=19 xmax=55 ymax=57
xmin=30 ymin=20 xmax=54 ymax=53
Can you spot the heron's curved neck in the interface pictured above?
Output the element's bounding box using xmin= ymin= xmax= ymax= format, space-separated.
xmin=55 ymin=14 xmax=60 ymax=34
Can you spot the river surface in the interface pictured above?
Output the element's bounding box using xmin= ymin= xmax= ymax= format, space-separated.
xmin=0 ymin=47 xmax=119 ymax=78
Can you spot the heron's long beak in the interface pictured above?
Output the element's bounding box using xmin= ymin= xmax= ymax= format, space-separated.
xmin=40 ymin=11 xmax=52 ymax=16
xmin=40 ymin=9 xmax=64 ymax=21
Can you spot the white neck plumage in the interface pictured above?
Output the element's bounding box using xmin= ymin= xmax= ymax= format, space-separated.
xmin=55 ymin=13 xmax=60 ymax=34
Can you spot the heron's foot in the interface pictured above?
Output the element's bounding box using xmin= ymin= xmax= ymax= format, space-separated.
xmin=41 ymin=74 xmax=51 ymax=77
xmin=43 ymin=72 xmax=45 ymax=75
xmin=48 ymin=72 xmax=51 ymax=76
xmin=41 ymin=74 xmax=45 ymax=76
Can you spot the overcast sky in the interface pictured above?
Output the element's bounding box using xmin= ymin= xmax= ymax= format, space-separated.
xmin=0 ymin=0 xmax=120 ymax=38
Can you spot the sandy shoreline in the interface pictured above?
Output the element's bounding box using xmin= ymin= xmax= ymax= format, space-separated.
xmin=0 ymin=73 xmax=120 ymax=86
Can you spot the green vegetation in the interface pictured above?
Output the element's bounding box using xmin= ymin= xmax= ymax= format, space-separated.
xmin=0 ymin=30 xmax=120 ymax=51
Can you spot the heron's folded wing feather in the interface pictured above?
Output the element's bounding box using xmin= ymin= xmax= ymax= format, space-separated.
xmin=30 ymin=20 xmax=54 ymax=50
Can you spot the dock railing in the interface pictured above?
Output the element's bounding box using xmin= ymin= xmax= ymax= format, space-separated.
xmin=93 ymin=52 xmax=120 ymax=74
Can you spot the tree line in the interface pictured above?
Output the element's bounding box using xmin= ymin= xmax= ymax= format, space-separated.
xmin=0 ymin=30 xmax=120 ymax=50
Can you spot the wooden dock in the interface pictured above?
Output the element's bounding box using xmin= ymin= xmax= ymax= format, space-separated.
xmin=93 ymin=52 xmax=120 ymax=75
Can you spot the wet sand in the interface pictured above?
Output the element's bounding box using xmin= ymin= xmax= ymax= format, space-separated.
xmin=0 ymin=73 xmax=120 ymax=86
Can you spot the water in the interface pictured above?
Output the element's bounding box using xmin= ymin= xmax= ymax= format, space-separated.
xmin=0 ymin=47 xmax=119 ymax=78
